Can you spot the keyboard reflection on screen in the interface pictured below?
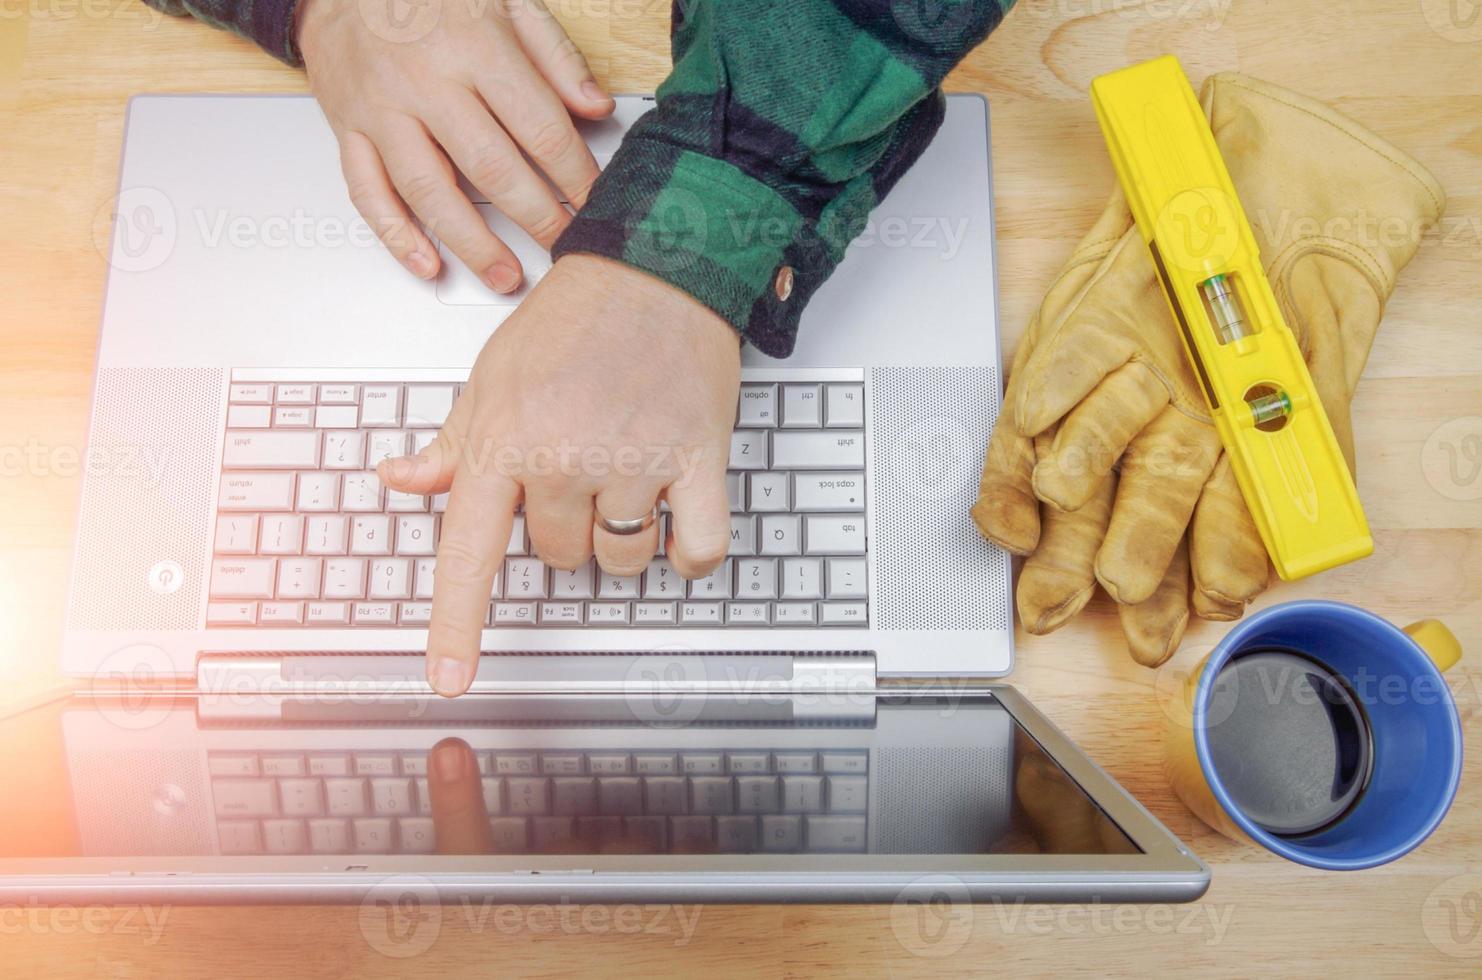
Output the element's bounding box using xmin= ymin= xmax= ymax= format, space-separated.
xmin=211 ymin=747 xmax=870 ymax=856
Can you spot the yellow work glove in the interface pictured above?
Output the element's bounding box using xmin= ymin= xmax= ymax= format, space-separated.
xmin=973 ymin=72 xmax=1445 ymax=666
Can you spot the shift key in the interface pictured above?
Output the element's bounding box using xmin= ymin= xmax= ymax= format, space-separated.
xmin=222 ymin=430 xmax=321 ymax=469
xmin=771 ymin=431 xmax=864 ymax=470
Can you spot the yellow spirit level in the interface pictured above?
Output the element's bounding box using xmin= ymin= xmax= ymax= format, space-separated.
xmin=1090 ymin=56 xmax=1371 ymax=580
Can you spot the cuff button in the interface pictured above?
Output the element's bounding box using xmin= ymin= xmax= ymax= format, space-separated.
xmin=773 ymin=265 xmax=795 ymax=302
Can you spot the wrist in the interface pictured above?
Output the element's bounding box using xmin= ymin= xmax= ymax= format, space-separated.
xmin=549 ymin=254 xmax=740 ymax=354
xmin=293 ymin=0 xmax=331 ymax=60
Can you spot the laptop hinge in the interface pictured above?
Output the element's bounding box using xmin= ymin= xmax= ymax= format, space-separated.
xmin=195 ymin=653 xmax=877 ymax=723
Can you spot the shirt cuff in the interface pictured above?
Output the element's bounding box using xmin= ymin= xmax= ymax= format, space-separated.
xmin=253 ymin=0 xmax=305 ymax=65
xmin=551 ymin=136 xmax=851 ymax=358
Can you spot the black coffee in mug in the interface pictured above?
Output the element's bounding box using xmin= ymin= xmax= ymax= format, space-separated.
xmin=1204 ymin=649 xmax=1374 ymax=837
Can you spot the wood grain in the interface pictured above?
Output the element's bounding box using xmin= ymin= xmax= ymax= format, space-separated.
xmin=1 ymin=0 xmax=1480 ymax=975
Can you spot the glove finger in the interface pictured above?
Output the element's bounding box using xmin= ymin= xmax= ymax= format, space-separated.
xmin=1095 ymin=408 xmax=1221 ymax=605
xmin=974 ymin=423 xmax=1041 ymax=555
xmin=1190 ymin=455 xmax=1269 ymax=613
xmin=1116 ymin=536 xmax=1191 ymax=668
xmin=1032 ymin=360 xmax=1169 ymax=512
xmin=1191 ymin=587 xmax=1244 ymax=622
xmin=1014 ymin=230 xmax=1156 ymax=437
xmin=1017 ymin=461 xmax=1114 ymax=634
xmin=973 ymin=315 xmax=1044 ymax=556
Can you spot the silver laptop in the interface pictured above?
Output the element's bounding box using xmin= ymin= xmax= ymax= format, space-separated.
xmin=2 ymin=94 xmax=1209 ymax=903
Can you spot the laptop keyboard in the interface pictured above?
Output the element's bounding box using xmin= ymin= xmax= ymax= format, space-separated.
xmin=208 ymin=379 xmax=870 ymax=629
xmin=210 ymin=748 xmax=869 ymax=855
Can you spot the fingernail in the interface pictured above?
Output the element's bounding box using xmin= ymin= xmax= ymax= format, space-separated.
xmin=581 ymin=79 xmax=610 ymax=103
xmin=377 ymin=453 xmax=421 ymax=483
xmin=429 ymin=657 xmax=474 ymax=698
xmin=433 ymin=742 xmax=467 ymax=783
xmin=483 ymin=263 xmax=522 ymax=293
xmin=407 ymin=249 xmax=437 ymax=279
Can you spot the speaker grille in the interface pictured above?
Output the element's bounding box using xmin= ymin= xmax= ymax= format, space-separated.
xmin=874 ymin=746 xmax=1011 ymax=853
xmin=67 ymin=367 xmax=221 ymax=631
xmin=870 ymin=366 xmax=1009 ymax=631
xmin=68 ymin=749 xmax=213 ymax=856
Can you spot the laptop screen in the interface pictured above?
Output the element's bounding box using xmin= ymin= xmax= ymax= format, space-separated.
xmin=4 ymin=692 xmax=1137 ymax=862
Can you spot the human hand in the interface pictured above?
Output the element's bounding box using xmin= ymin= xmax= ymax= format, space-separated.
xmin=380 ymin=255 xmax=740 ymax=697
xmin=296 ymin=0 xmax=614 ymax=290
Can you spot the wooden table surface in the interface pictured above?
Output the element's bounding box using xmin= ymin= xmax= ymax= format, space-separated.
xmin=2 ymin=0 xmax=1480 ymax=976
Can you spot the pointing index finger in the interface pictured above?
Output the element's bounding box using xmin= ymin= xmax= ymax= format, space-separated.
xmin=426 ymin=448 xmax=520 ymax=697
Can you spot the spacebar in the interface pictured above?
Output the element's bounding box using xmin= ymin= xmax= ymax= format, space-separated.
xmin=276 ymin=653 xmax=806 ymax=691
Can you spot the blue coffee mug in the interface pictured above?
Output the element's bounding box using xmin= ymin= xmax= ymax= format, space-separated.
xmin=1163 ymin=600 xmax=1463 ymax=870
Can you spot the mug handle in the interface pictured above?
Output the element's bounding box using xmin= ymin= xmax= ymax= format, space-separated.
xmin=1403 ymin=619 xmax=1462 ymax=672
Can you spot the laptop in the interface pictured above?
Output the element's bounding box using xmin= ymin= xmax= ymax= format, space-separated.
xmin=0 ymin=94 xmax=1209 ymax=903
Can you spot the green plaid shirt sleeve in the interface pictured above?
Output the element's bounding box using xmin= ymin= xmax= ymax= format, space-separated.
xmin=551 ymin=0 xmax=1015 ymax=357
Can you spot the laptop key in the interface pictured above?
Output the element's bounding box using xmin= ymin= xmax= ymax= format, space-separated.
xmin=208 ymin=755 xmax=259 ymax=777
xmin=736 ymin=776 xmax=780 ymax=813
xmin=325 ymin=778 xmax=368 ymax=816
xmin=818 ymin=602 xmax=868 ymax=626
xmin=210 ymin=560 xmax=275 ymax=599
xmin=489 ymin=818 xmax=529 ymax=852
xmin=353 ymin=818 xmax=394 ymax=853
xmin=221 ymin=430 xmax=320 ymax=470
xmin=308 ymin=818 xmax=350 ymax=853
xmin=213 ymin=779 xmax=277 ymax=817
xmin=770 ymin=430 xmax=863 ymax=470
xmin=399 ymin=818 xmax=436 ymax=853
xmin=323 ymin=432 xmax=366 ymax=471
xmin=670 ymin=816 xmax=714 ymax=851
xmin=552 ymin=777 xmax=597 ymax=816
xmin=717 ymin=815 xmax=759 ymax=852
xmin=780 ymin=384 xmax=822 ymax=428
xmin=643 ymin=777 xmax=687 ymax=815
xmin=263 ymin=819 xmax=307 ymax=855
xmin=690 ymin=777 xmax=733 ymax=815
xmin=805 ymin=815 xmax=867 ymax=852
xmin=218 ymin=473 xmax=294 ymax=511
xmin=804 ymin=516 xmax=866 ymax=555
xmin=306 ymin=601 xmax=351 ymax=625
xmin=207 ymin=601 xmax=258 ymax=626
xmin=761 ymin=814 xmax=803 ymax=852
xmin=279 ymin=779 xmax=324 ymax=816
xmin=827 ymin=775 xmax=869 ymax=812
xmin=782 ymin=776 xmax=824 ymax=813
xmin=217 ymin=820 xmax=263 ymax=855
xmin=229 ymin=383 xmax=273 ymax=404
xmin=599 ymin=777 xmax=643 ymax=816
xmin=793 ymin=473 xmax=865 ymax=512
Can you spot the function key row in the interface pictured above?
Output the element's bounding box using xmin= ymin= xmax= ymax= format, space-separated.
xmin=228 ymin=384 xmax=457 ymax=430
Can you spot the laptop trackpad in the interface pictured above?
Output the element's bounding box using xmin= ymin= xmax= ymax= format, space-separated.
xmin=434 ymin=203 xmax=552 ymax=306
